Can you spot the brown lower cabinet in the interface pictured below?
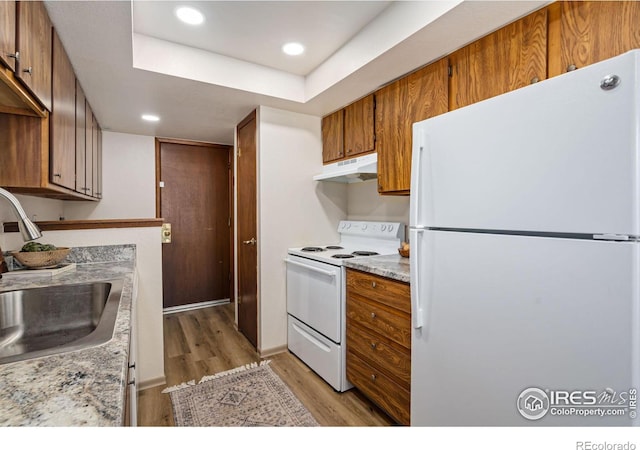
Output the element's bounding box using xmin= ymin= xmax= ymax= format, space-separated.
xmin=346 ymin=268 xmax=411 ymax=425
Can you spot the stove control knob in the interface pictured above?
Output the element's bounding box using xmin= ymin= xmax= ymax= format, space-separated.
xmin=381 ymin=225 xmax=387 ymax=231
xmin=387 ymin=225 xmax=394 ymax=233
xmin=346 ymin=223 xmax=351 ymax=229
xmin=362 ymin=224 xmax=368 ymax=230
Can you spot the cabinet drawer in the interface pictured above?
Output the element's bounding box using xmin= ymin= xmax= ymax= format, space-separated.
xmin=347 ymin=351 xmax=410 ymax=425
xmin=346 ymin=322 xmax=410 ymax=390
xmin=346 ymin=269 xmax=410 ymax=313
xmin=347 ymin=295 xmax=411 ymax=349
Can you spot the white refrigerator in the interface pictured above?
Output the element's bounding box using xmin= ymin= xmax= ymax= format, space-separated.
xmin=409 ymin=50 xmax=640 ymax=426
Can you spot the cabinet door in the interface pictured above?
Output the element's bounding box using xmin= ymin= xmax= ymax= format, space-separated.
xmin=449 ymin=8 xmax=547 ymax=110
xmin=548 ymin=1 xmax=640 ymax=77
xmin=84 ymin=102 xmax=94 ymax=197
xmin=344 ymin=94 xmax=375 ymax=158
xmin=376 ymin=58 xmax=448 ymax=195
xmin=75 ymin=80 xmax=86 ymax=193
xmin=91 ymin=115 xmax=99 ymax=198
xmin=321 ymin=109 xmax=343 ymax=163
xmin=0 ymin=0 xmax=16 ymax=71
xmin=95 ymin=126 xmax=102 ymax=199
xmin=50 ymin=30 xmax=75 ymax=190
xmin=15 ymin=0 xmax=52 ymax=111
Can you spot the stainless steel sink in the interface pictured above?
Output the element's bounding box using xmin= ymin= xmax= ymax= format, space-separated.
xmin=0 ymin=280 xmax=123 ymax=365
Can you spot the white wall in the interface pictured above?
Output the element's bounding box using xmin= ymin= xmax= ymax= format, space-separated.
xmin=347 ymin=180 xmax=410 ymax=225
xmin=257 ymin=106 xmax=347 ymax=353
xmin=2 ymin=227 xmax=164 ymax=385
xmin=64 ymin=131 xmax=156 ymax=220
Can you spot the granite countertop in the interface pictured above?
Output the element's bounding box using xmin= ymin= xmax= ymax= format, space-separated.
xmin=0 ymin=259 xmax=135 ymax=426
xmin=343 ymin=254 xmax=410 ymax=283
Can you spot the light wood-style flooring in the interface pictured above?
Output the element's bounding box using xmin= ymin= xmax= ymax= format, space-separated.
xmin=137 ymin=303 xmax=395 ymax=426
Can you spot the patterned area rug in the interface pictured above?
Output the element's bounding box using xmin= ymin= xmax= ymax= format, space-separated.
xmin=162 ymin=360 xmax=319 ymax=426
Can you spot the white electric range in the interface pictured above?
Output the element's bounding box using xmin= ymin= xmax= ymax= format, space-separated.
xmin=285 ymin=220 xmax=405 ymax=392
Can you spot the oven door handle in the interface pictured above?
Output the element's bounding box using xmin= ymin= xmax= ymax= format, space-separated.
xmin=284 ymin=258 xmax=337 ymax=278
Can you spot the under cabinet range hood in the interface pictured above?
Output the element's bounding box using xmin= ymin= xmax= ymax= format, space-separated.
xmin=313 ymin=153 xmax=378 ymax=183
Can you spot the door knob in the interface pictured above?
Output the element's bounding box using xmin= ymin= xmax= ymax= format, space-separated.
xmin=243 ymin=238 xmax=257 ymax=245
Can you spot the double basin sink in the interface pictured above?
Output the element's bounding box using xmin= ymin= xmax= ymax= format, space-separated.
xmin=0 ymin=280 xmax=123 ymax=365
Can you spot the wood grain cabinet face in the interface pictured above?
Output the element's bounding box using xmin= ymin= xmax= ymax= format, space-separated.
xmin=84 ymin=102 xmax=94 ymax=197
xmin=321 ymin=109 xmax=344 ymax=163
xmin=375 ymin=58 xmax=448 ymax=195
xmin=449 ymin=8 xmax=548 ymax=111
xmin=75 ymin=80 xmax=86 ymax=193
xmin=343 ymin=94 xmax=375 ymax=158
xmin=50 ymin=30 xmax=75 ymax=190
xmin=346 ymin=269 xmax=411 ymax=425
xmin=548 ymin=1 xmax=640 ymax=77
xmin=15 ymin=0 xmax=52 ymax=111
xmin=0 ymin=0 xmax=16 ymax=71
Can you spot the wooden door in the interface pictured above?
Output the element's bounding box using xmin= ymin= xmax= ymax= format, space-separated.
xmin=236 ymin=111 xmax=258 ymax=348
xmin=321 ymin=109 xmax=344 ymax=163
xmin=376 ymin=58 xmax=448 ymax=195
xmin=449 ymin=8 xmax=547 ymax=110
xmin=84 ymin=102 xmax=94 ymax=197
xmin=0 ymin=0 xmax=16 ymax=71
xmin=16 ymin=0 xmax=52 ymax=111
xmin=75 ymin=81 xmax=86 ymax=194
xmin=344 ymin=94 xmax=375 ymax=158
xmin=158 ymin=139 xmax=232 ymax=309
xmin=50 ymin=30 xmax=75 ymax=190
xmin=548 ymin=1 xmax=640 ymax=78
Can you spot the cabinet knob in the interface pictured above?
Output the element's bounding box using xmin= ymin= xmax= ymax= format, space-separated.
xmin=567 ymin=64 xmax=577 ymax=72
xmin=7 ymin=52 xmax=19 ymax=61
xmin=53 ymin=173 xmax=61 ymax=178
xmin=370 ymin=342 xmax=377 ymax=350
xmin=371 ymin=281 xmax=376 ymax=288
xmin=23 ymin=67 xmax=32 ymax=75
xmin=370 ymin=374 xmax=377 ymax=381
xmin=530 ymin=76 xmax=539 ymax=84
xmin=370 ymin=312 xmax=376 ymax=319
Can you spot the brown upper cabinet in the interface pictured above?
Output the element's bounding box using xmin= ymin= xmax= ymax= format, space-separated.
xmin=321 ymin=109 xmax=344 ymax=163
xmin=548 ymin=1 xmax=640 ymax=77
xmin=0 ymin=0 xmax=16 ymax=72
xmin=448 ymin=8 xmax=548 ymax=111
xmin=375 ymin=58 xmax=448 ymax=195
xmin=322 ymin=94 xmax=375 ymax=164
xmin=344 ymin=94 xmax=375 ymax=159
xmin=50 ymin=29 xmax=76 ymax=191
xmin=16 ymin=0 xmax=52 ymax=112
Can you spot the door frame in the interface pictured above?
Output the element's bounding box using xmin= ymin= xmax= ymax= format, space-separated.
xmin=155 ymin=137 xmax=235 ymax=304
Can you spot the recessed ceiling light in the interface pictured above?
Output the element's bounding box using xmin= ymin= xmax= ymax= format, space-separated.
xmin=282 ymin=42 xmax=305 ymax=56
xmin=142 ymin=114 xmax=160 ymax=122
xmin=175 ymin=6 xmax=204 ymax=25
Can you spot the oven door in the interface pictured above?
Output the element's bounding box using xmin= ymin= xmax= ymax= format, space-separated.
xmin=285 ymin=254 xmax=342 ymax=343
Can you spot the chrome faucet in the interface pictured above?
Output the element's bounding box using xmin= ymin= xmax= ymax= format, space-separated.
xmin=0 ymin=187 xmax=42 ymax=277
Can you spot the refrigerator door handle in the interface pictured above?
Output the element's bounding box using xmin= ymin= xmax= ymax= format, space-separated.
xmin=410 ymin=130 xmax=430 ymax=228
xmin=410 ymin=228 xmax=426 ymax=329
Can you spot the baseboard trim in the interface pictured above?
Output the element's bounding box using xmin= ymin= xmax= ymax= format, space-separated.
xmin=259 ymin=344 xmax=288 ymax=358
xmin=138 ymin=376 xmax=167 ymax=391
xmin=163 ymin=299 xmax=230 ymax=315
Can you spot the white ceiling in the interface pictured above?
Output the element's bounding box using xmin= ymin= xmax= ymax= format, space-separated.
xmin=43 ymin=1 xmax=549 ymax=145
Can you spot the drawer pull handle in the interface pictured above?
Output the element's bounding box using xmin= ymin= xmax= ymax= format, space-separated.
xmin=372 ymin=281 xmax=376 ymax=288
xmin=370 ymin=374 xmax=377 ymax=381
xmin=370 ymin=312 xmax=376 ymax=319
xmin=370 ymin=342 xmax=377 ymax=349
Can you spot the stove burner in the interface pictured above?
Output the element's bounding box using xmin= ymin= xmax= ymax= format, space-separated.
xmin=332 ymin=254 xmax=355 ymax=259
xmin=325 ymin=245 xmax=343 ymax=250
xmin=352 ymin=251 xmax=379 ymax=256
xmin=301 ymin=247 xmax=325 ymax=252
